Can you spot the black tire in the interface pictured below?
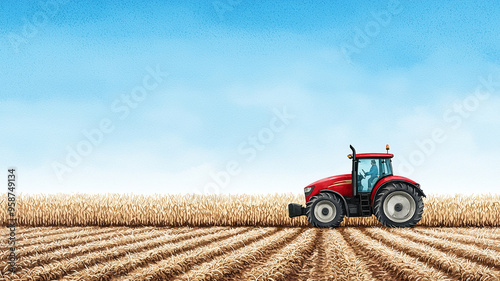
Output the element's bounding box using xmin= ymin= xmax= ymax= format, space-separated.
xmin=306 ymin=193 xmax=345 ymax=228
xmin=373 ymin=182 xmax=424 ymax=228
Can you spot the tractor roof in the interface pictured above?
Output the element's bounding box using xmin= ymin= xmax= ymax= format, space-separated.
xmin=356 ymin=153 xmax=394 ymax=158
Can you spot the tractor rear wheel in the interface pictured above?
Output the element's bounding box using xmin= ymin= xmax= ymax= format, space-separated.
xmin=373 ymin=182 xmax=424 ymax=228
xmin=306 ymin=193 xmax=345 ymax=228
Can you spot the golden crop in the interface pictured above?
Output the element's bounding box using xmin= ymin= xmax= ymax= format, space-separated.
xmin=0 ymin=193 xmax=498 ymax=227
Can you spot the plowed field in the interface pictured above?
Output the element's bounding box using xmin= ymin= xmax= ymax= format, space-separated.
xmin=2 ymin=226 xmax=500 ymax=281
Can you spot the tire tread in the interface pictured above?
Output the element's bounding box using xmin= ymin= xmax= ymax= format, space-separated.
xmin=373 ymin=182 xmax=424 ymax=228
xmin=306 ymin=193 xmax=345 ymax=228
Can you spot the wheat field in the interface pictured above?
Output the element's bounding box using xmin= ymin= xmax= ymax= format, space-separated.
xmin=1 ymin=193 xmax=499 ymax=227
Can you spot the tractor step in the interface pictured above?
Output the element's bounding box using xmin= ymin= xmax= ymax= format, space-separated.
xmin=359 ymin=193 xmax=372 ymax=216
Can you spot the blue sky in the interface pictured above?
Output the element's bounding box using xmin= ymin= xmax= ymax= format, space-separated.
xmin=1 ymin=0 xmax=499 ymax=194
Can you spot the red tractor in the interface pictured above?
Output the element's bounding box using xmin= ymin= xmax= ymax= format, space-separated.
xmin=289 ymin=145 xmax=425 ymax=228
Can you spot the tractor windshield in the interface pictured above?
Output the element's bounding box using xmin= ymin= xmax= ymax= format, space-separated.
xmin=357 ymin=158 xmax=393 ymax=193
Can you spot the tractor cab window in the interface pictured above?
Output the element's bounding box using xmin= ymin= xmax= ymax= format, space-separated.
xmin=379 ymin=158 xmax=393 ymax=178
xmin=357 ymin=158 xmax=392 ymax=193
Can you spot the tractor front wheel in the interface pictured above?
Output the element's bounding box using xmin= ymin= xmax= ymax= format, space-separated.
xmin=306 ymin=193 xmax=345 ymax=228
xmin=373 ymin=183 xmax=424 ymax=228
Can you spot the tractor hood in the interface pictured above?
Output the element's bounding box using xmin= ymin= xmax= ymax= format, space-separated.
xmin=308 ymin=174 xmax=352 ymax=187
xmin=305 ymin=174 xmax=353 ymax=202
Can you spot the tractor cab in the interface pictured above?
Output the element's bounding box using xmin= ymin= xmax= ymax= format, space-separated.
xmin=352 ymin=154 xmax=393 ymax=195
xmin=349 ymin=149 xmax=395 ymax=217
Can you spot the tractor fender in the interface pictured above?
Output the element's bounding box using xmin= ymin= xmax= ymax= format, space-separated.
xmin=371 ymin=180 xmax=426 ymax=206
xmin=319 ymin=190 xmax=350 ymax=216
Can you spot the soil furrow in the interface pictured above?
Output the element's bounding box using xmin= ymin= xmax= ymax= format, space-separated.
xmin=236 ymin=228 xmax=317 ymax=281
xmin=286 ymin=229 xmax=327 ymax=281
xmin=64 ymin=227 xmax=251 ymax=281
xmin=112 ymin=227 xmax=272 ymax=281
xmin=364 ymin=227 xmax=500 ymax=280
xmin=174 ymin=228 xmax=301 ymax=281
xmin=431 ymin=227 xmax=500 ymax=240
xmin=391 ymin=228 xmax=500 ymax=270
xmin=1 ymin=227 xmax=131 ymax=254
xmin=2 ymin=226 xmax=500 ymax=281
xmin=414 ymin=228 xmax=500 ymax=251
xmin=13 ymin=227 xmax=92 ymax=242
xmin=341 ymin=228 xmax=399 ymax=281
xmin=13 ymin=227 xmax=191 ymax=270
xmin=221 ymin=228 xmax=304 ymax=281
xmin=13 ymin=227 xmax=228 ymax=280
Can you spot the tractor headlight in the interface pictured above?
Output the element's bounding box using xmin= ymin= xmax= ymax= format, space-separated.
xmin=304 ymin=186 xmax=314 ymax=197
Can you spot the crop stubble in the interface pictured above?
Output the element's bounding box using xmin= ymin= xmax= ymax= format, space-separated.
xmin=1 ymin=226 xmax=500 ymax=280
